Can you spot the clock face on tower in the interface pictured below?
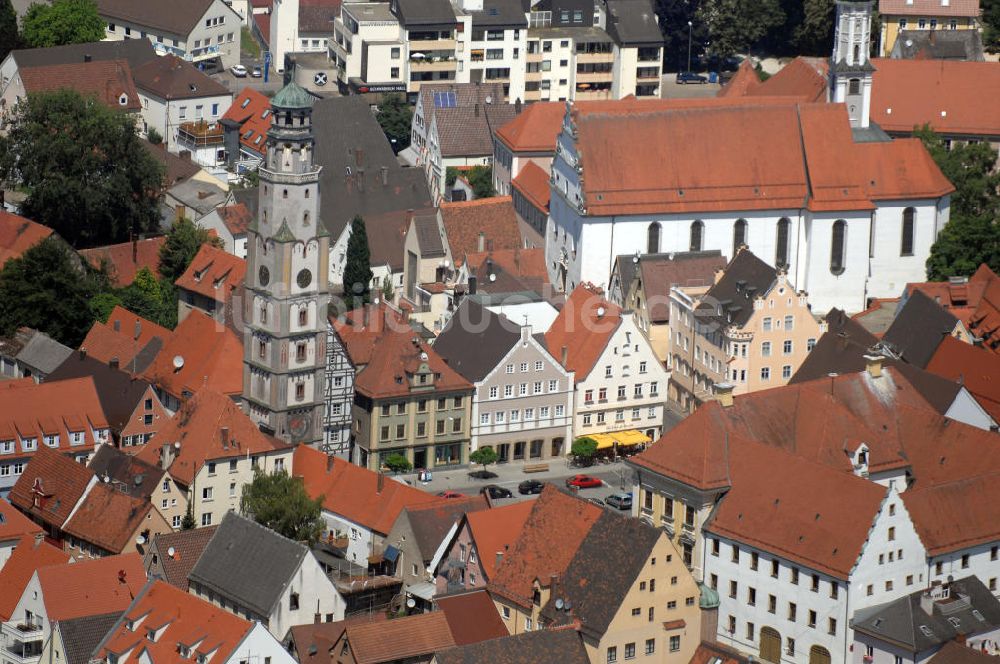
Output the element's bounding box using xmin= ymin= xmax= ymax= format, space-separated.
xmin=297 ymin=269 xmax=313 ymax=289
xmin=259 ymin=266 xmax=270 ymax=287
xmin=288 ymin=412 xmax=311 ymax=441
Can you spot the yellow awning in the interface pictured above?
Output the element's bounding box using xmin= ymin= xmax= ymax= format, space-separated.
xmin=589 ymin=430 xmax=651 ymax=450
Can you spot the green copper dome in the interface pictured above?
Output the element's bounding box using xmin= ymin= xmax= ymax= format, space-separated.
xmin=271 ymin=81 xmax=314 ymax=109
xmin=698 ymin=582 xmax=720 ymax=609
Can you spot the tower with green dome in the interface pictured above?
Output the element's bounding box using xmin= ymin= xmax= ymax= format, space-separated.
xmin=242 ymin=81 xmax=330 ymax=446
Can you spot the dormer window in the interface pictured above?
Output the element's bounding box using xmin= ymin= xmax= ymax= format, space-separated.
xmin=241 ymin=97 xmax=251 ymax=108
xmin=118 ymin=93 xmax=128 ymax=106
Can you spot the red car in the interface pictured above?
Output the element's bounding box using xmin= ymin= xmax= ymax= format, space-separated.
xmin=565 ymin=475 xmax=603 ymax=489
xmin=437 ymin=490 xmax=464 ymax=499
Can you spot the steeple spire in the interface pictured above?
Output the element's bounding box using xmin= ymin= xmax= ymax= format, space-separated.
xmin=830 ymin=0 xmax=876 ymax=129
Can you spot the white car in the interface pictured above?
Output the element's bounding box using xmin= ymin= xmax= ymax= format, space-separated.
xmin=231 ymin=64 xmax=248 ymax=77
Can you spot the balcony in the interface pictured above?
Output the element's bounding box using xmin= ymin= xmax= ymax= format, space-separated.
xmin=576 ymin=51 xmax=614 ymax=63
xmin=2 ymin=622 xmax=44 ymax=664
xmin=408 ymin=39 xmax=456 ymax=52
xmin=177 ymin=121 xmax=224 ymax=148
xmin=153 ymin=42 xmax=220 ymax=63
xmin=576 ymin=71 xmax=613 ymax=83
xmin=410 ymin=58 xmax=457 ymax=72
xmin=258 ymin=167 xmax=322 ymax=185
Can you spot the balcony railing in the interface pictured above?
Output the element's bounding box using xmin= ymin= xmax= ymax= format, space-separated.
xmin=153 ymin=42 xmax=221 ymax=63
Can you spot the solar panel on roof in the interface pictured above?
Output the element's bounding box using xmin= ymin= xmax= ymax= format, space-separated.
xmin=433 ymin=91 xmax=457 ymax=108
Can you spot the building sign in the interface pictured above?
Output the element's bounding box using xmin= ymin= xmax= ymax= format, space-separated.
xmin=314 ymin=72 xmax=328 ymax=86
xmin=349 ymin=79 xmax=407 ymax=94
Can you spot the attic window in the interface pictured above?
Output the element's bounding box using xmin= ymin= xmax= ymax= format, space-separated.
xmin=242 ymin=130 xmax=253 ymax=139
xmin=119 ymin=93 xmax=128 ymax=106
xmin=262 ymin=109 xmax=271 ymax=119
xmin=146 ymin=629 xmax=157 ymax=642
xmin=254 ymin=136 xmax=263 ymax=145
xmin=241 ymin=98 xmax=251 ymax=108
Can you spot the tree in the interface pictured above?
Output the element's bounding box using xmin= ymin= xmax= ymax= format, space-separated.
xmin=240 ymin=468 xmax=326 ymax=543
xmin=382 ymin=453 xmax=412 ymax=474
xmin=0 ymin=0 xmax=20 ymax=62
xmin=376 ymin=94 xmax=413 ymax=153
xmin=466 ymin=165 xmax=495 ymax=199
xmin=21 ymin=0 xmax=104 ymax=47
xmin=118 ymin=267 xmax=178 ymax=329
xmin=983 ymin=0 xmax=1000 ymax=53
xmin=571 ymin=437 xmax=598 ymax=466
xmin=0 ymin=237 xmax=101 ymax=347
xmin=343 ymin=215 xmax=372 ymax=307
xmin=469 ymin=447 xmax=498 ymax=473
xmin=914 ymin=125 xmax=1000 ymax=279
xmin=793 ymin=0 xmax=835 ymax=55
xmin=146 ymin=127 xmax=163 ymax=146
xmin=158 ymin=217 xmax=219 ymax=283
xmin=0 ymin=90 xmax=164 ymax=248
xmin=181 ymin=504 xmax=196 ymax=530
xmin=696 ymin=0 xmax=784 ymax=58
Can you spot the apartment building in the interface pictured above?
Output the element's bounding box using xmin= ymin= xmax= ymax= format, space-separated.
xmin=878 ymin=0 xmax=981 ymax=56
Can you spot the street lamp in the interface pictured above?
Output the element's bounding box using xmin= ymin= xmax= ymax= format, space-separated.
xmin=687 ymin=21 xmax=693 ymax=73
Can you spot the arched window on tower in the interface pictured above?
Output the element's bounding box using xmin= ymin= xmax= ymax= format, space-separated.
xmin=775 ymin=218 xmax=790 ymax=269
xmin=853 ymin=44 xmax=861 ymax=64
xmin=733 ymin=219 xmax=747 ymax=256
xmin=849 ymin=78 xmax=861 ymax=95
xmin=901 ymin=207 xmax=915 ymax=256
xmin=303 ymin=211 xmax=310 ymax=226
xmin=647 ymin=222 xmax=660 ymax=254
xmin=689 ymin=220 xmax=704 ymax=252
xmin=830 ymin=220 xmax=847 ymax=275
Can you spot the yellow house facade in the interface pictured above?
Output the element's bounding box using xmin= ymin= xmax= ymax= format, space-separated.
xmin=878 ymin=0 xmax=981 ymax=56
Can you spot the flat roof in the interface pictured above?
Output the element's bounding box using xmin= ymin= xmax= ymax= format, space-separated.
xmin=343 ymin=2 xmax=396 ymax=21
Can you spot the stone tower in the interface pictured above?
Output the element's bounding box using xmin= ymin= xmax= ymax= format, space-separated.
xmin=830 ymin=0 xmax=875 ymax=129
xmin=243 ymin=82 xmax=330 ymax=445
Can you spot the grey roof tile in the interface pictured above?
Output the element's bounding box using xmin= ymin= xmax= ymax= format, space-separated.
xmin=433 ymin=299 xmax=522 ymax=382
xmin=57 ymin=612 xmax=123 ymax=664
xmin=883 ymin=290 xmax=960 ymax=368
xmin=695 ymin=249 xmax=777 ymax=330
xmin=434 ymin=628 xmax=589 ymax=664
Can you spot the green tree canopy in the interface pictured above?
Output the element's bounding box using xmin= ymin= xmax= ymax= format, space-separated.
xmin=696 ymin=0 xmax=784 ymax=58
xmin=343 ymin=215 xmax=372 ymax=307
xmin=240 ymin=468 xmax=326 ymax=543
xmin=21 ymin=0 xmax=104 ymax=47
xmin=158 ymin=217 xmax=219 ymax=283
xmin=983 ymin=0 xmax=1000 ymax=53
xmin=0 ymin=237 xmax=102 ymax=347
xmin=466 ymin=165 xmax=495 ymax=199
xmin=0 ymin=90 xmax=164 ymax=248
xmin=0 ymin=0 xmax=20 ymax=62
xmin=382 ymin=453 xmax=412 ymax=474
xmin=571 ymin=437 xmax=598 ymax=464
xmin=469 ymin=447 xmax=498 ymax=471
xmin=376 ymin=94 xmax=413 ymax=153
xmin=118 ymin=267 xmax=179 ymax=329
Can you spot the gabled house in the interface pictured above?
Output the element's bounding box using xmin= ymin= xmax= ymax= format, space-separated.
xmin=330 ymin=612 xmax=456 ymax=664
xmin=879 ymin=0 xmax=982 ymax=55
xmin=175 ymin=243 xmax=247 ymax=323
xmin=433 ymin=628 xmax=589 ymax=664
xmin=0 ymin=501 xmax=42 ymax=570
xmin=79 ymin=306 xmax=170 ymax=376
xmin=0 ymin=59 xmax=141 ymax=119
xmin=143 ymin=524 xmax=218 ymax=590
xmin=882 ymin=289 xmax=974 ymax=368
xmin=926 ymin=336 xmax=1000 ymax=424
xmin=0 ymin=535 xmax=70 ymax=623
xmin=434 ymin=300 xmax=574 ymax=462
xmin=41 ymin=611 xmax=122 ymax=664
xmin=97 ymin=580 xmax=298 ymax=664
xmin=0 ymin=327 xmax=73 ymax=383
xmin=79 ymin=236 xmax=166 ymax=287
xmin=0 ymin=210 xmax=52 ymax=267
xmin=220 ymin=87 xmax=271 ymax=168
xmin=9 ymin=446 xmax=96 ymax=539
xmin=544 ymin=283 xmax=670 ymax=444
xmin=187 ymin=511 xmax=344 ymax=639
xmin=903 ymin=264 xmax=1000 ymax=354
xmin=197 ymin=203 xmax=252 ymax=258
xmin=134 ymin=389 xmax=292 ymax=529
xmin=492 ymin=101 xmax=564 ymax=197
xmin=439 ymin=197 xmax=523 ymax=268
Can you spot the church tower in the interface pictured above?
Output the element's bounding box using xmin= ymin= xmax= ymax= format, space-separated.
xmin=243 ymin=82 xmax=330 ymax=446
xmin=830 ymin=0 xmax=875 ymax=129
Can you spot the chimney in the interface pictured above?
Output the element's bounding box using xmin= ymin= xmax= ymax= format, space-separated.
xmin=84 ymin=54 xmax=92 ymax=62
xmin=79 ymin=347 xmax=87 ymax=360
xmin=380 ymin=166 xmax=388 ymax=186
xmin=495 ymin=551 xmax=504 ymax=568
xmin=920 ymin=589 xmax=936 ymax=615
xmin=714 ymin=382 xmax=735 ymax=408
xmin=160 ymin=443 xmax=175 ymax=470
xmin=863 ymin=354 xmax=883 ymax=378
xmin=134 ymin=320 xmax=141 ymax=340
xmin=468 ymin=275 xmax=477 ymax=295
xmin=377 ymin=470 xmax=384 ymax=494
xmin=474 ymin=103 xmax=480 ymax=117
xmin=560 ymin=345 xmax=568 ymax=367
xmin=326 ymin=454 xmax=335 ymax=472
xmin=220 ymin=426 xmax=230 ymax=449
xmin=132 ymin=235 xmax=138 ymax=263
xmin=514 ymin=98 xmax=522 ymax=114
xmin=477 ymin=231 xmax=485 ymax=253
xmin=109 ymin=356 xmax=120 ymax=370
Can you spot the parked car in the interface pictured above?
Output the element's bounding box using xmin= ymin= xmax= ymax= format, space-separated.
xmin=231 ymin=64 xmax=248 ymax=77
xmin=481 ymin=485 xmax=513 ymax=499
xmin=676 ymin=71 xmax=708 ymax=84
xmin=605 ymin=493 xmax=633 ymax=511
xmin=518 ymin=479 xmax=544 ymax=495
xmin=251 ymin=66 xmax=263 ymax=78
xmin=565 ymin=474 xmax=603 ymax=489
xmin=437 ymin=490 xmax=464 ymax=499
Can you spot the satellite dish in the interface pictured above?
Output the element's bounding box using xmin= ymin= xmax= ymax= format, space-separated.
xmin=172 ymin=355 xmax=185 ymax=369
xmin=632 ymin=255 xmax=639 ymax=263
xmin=135 ymin=535 xmax=146 ymax=545
xmin=406 ymin=598 xmax=416 ymax=608
xmin=555 ymin=598 xmax=565 ymax=610
xmin=485 ymin=95 xmax=492 ymax=104
xmin=597 ymin=306 xmax=606 ymax=317
xmin=173 ymin=441 xmax=181 ymax=450
xmin=102 ymin=474 xmax=110 ymax=483
xmin=420 ymin=352 xmax=428 ymax=361
xmin=489 ymin=273 xmax=496 ymax=282
xmin=167 ymin=546 xmax=176 ymax=558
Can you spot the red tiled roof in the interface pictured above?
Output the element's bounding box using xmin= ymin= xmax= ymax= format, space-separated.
xmin=879 ymin=0 xmax=980 ymax=17
xmin=0 ymin=211 xmax=52 ymax=266
xmin=465 ymin=499 xmax=533 ymax=580
xmin=217 ymin=204 xmax=253 ymax=236
xmin=19 ymin=59 xmax=141 ymax=112
xmin=871 ymin=59 xmax=1000 ymax=137
xmin=926 ymin=336 xmax=1000 ymax=421
xmin=0 ymin=498 xmax=42 ymax=543
xmin=967 ymin=264 xmax=1000 ymax=354
xmin=463 ymin=247 xmax=549 ymax=294
xmin=753 ymin=57 xmax=828 ymax=103
xmin=0 ymin=377 xmax=108 ymax=459
xmin=253 ymin=13 xmax=271 ymax=47
xmin=342 ymin=611 xmax=455 ymax=663
xmin=440 ymin=197 xmax=522 ymax=267
xmin=903 ymin=471 xmax=1000 ymax=556
xmin=511 ymin=161 xmax=550 ymax=214
xmin=495 ymin=102 xmax=564 ymax=153
xmin=333 ymin=303 xmax=408 ymax=368
xmin=435 ymin=590 xmax=509 ymax=646
xmin=80 ymin=306 xmax=169 ymax=372
xmin=0 ymin=535 xmax=70 ymax=621
xmin=222 ymin=87 xmax=271 ymax=154
xmin=543 ymin=283 xmax=622 ymax=380
xmin=101 ymin=580 xmax=253 ymax=662
xmin=62 ymin=482 xmax=156 ymax=554
xmin=294 ymin=445 xmax=442 ymax=535
xmin=9 ymin=445 xmax=95 ymax=528
xmin=136 ymin=389 xmax=287 ymax=487
xmin=79 ymin=237 xmax=165 ymax=287
xmin=488 ymin=486 xmax=603 ymax=608
xmin=174 ymin=244 xmax=246 ymax=304
xmin=140 ymin=310 xmax=243 ymax=399
xmin=689 ymin=642 xmax=752 ymax=664
xmin=857 ymin=138 xmax=954 ymax=200
xmin=38 ymin=553 xmax=146 ymax=621
xmin=716 ymin=60 xmax=762 ymax=99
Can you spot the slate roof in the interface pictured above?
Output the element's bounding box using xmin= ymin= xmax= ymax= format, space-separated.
xmin=439 ymin=197 xmax=522 ymax=266
xmin=891 ymin=29 xmax=984 ymax=61
xmin=57 ymin=612 xmax=123 ymax=664
xmin=434 ymin=626 xmax=589 ymax=664
xmin=393 ymin=0 xmax=457 ymax=26
xmin=413 ymin=214 xmax=445 ymax=257
xmin=188 ymin=512 xmax=309 ymax=617
xmin=18 ymin=60 xmax=140 ymax=112
xmin=96 ymin=0 xmax=221 ymax=35
xmin=313 ymin=96 xmax=433 ymax=240
xmin=541 ymin=511 xmax=660 ymax=635
xmin=0 ymin=535 xmax=70 ymax=621
xmin=0 ymin=210 xmax=52 ymax=266
xmin=13 ymin=329 xmax=73 ymax=375
xmin=635 ymin=251 xmax=727 ymax=322
xmin=852 ymin=298 xmax=900 ymax=336
xmin=9 ymin=39 xmax=156 ymax=71
xmin=434 ymin=590 xmax=508 ymax=645
xmin=882 ymin=290 xmax=961 ymax=368
xmin=402 ymin=495 xmax=488 ymax=561
xmin=79 ymin=236 xmax=166 ymax=287
xmin=695 ymin=249 xmax=777 ymax=330
xmin=86 ymin=446 xmax=164 ymax=501
xmin=434 ymin=299 xmax=523 ymax=382
xmin=852 ymin=576 xmax=1000 ymax=652
xmin=340 ymin=611 xmax=455 ymax=663
xmin=46 ymin=354 xmax=154 ymax=433
xmin=132 ymin=55 xmax=230 ymax=100
xmin=604 ymin=0 xmax=663 ymax=45
xmin=9 ymin=445 xmax=95 ymax=528
xmin=148 ymin=525 xmax=219 ymax=590
xmin=466 ymin=0 xmax=526 ymax=27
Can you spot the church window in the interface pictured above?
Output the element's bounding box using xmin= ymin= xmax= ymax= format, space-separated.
xmin=282 ymin=189 xmax=288 ymax=199
xmin=297 ymin=269 xmax=313 ymax=289
xmin=299 ymin=308 xmax=308 ymax=326
xmin=775 ymin=218 xmax=790 ymax=268
xmin=853 ymin=44 xmax=860 ymax=64
xmin=848 ymin=78 xmax=860 ymax=95
xmin=303 ymin=211 xmax=310 ymax=225
xmin=296 ymin=343 xmax=307 ymax=362
xmin=258 ymin=340 xmax=266 ymax=359
xmin=647 ymin=222 xmax=660 ymax=254
xmin=733 ymin=219 xmax=747 ymax=255
xmin=295 ymin=383 xmax=305 ymax=401
xmin=258 ymin=266 xmax=269 ymax=286
xmin=689 ymin=221 xmax=704 ymax=252
xmin=901 ymin=207 xmax=915 ymax=256
xmin=830 ymin=220 xmax=846 ymax=275
xmin=260 ymin=305 xmax=268 ymax=323
xmin=304 ymin=189 xmax=310 ymax=199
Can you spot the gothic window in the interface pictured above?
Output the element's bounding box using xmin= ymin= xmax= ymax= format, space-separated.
xmin=733 ymin=219 xmax=747 ymax=255
xmin=262 ymin=210 xmax=267 ymax=223
xmin=690 ymin=220 xmax=704 ymax=252
xmin=295 ymin=383 xmax=305 ymax=401
xmin=304 ymin=189 xmax=310 ymax=199
xmin=849 ymin=78 xmax=860 ymax=95
xmin=901 ymin=207 xmax=915 ymax=256
xmin=303 ymin=211 xmax=310 ymax=226
xmin=260 ymin=304 xmax=268 ymax=324
xmin=299 ymin=308 xmax=308 ymax=326
xmin=830 ymin=220 xmax=846 ymax=275
xmin=776 ymin=218 xmax=790 ymax=269
xmin=296 ymin=343 xmax=307 ymax=362
xmin=282 ymin=189 xmax=288 ymax=199
xmin=647 ymin=222 xmax=660 ymax=254
xmin=853 ymin=44 xmax=860 ymax=63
